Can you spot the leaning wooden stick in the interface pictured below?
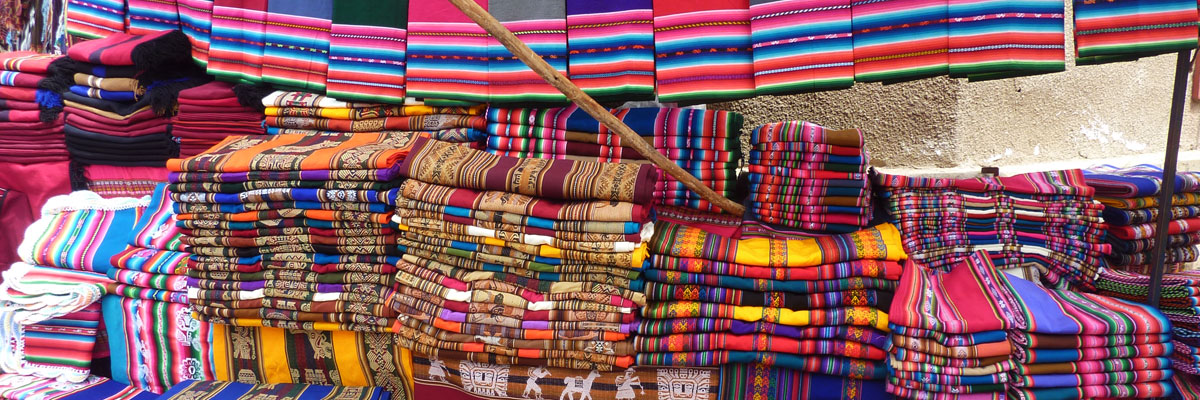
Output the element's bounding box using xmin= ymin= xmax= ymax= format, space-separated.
xmin=447 ymin=0 xmax=746 ymax=215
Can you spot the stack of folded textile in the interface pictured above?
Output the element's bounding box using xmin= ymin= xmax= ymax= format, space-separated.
xmin=1085 ymin=164 xmax=1200 ymax=273
xmin=0 ymin=373 xmax=153 ymax=400
xmin=1073 ymin=0 xmax=1199 ymax=65
xmin=155 ymin=380 xmax=392 ymax=400
xmin=0 ymin=52 xmax=71 ymax=232
xmin=390 ymin=136 xmax=656 ymax=371
xmin=875 ymin=169 xmax=1109 ymax=290
xmin=102 ymin=184 xmax=214 ymax=393
xmin=167 ymin=132 xmax=418 ymax=333
xmin=746 ymin=121 xmax=871 ymax=235
xmin=51 ymin=30 xmax=204 ymax=198
xmin=1094 ymin=269 xmax=1200 ymax=383
xmin=261 ymin=90 xmax=487 ymax=145
xmin=886 ymin=251 xmax=1019 ymax=399
xmin=486 ymin=106 xmax=743 ymax=212
xmin=5 ymin=191 xmax=147 ymax=385
xmin=635 ymin=221 xmax=905 ymax=387
xmin=172 ymin=81 xmax=264 ymax=157
xmin=1004 ymin=266 xmax=1175 ymax=399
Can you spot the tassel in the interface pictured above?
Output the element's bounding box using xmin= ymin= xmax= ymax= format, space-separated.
xmin=232 ymin=84 xmax=275 ymax=112
xmin=130 ymin=30 xmax=194 ymax=72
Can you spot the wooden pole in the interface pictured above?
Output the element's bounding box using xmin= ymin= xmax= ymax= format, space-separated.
xmin=446 ymin=0 xmax=746 ymax=215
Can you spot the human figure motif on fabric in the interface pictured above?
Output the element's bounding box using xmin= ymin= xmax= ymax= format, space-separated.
xmin=560 ymin=370 xmax=600 ymax=400
xmin=428 ymin=357 xmax=449 ymax=382
xmin=614 ymin=368 xmax=645 ymax=400
xmin=523 ymin=366 xmax=551 ymax=399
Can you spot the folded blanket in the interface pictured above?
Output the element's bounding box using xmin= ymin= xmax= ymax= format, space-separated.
xmin=397 ymin=179 xmax=650 ymax=222
xmin=168 ymin=131 xmax=418 ymax=173
xmin=0 ymin=52 xmax=59 ymax=74
xmin=66 ymin=30 xmax=193 ymax=70
xmin=69 ymin=85 xmax=140 ymax=102
xmin=1085 ymin=164 xmax=1200 ymax=198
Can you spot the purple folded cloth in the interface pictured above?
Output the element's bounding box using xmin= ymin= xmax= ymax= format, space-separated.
xmin=728 ymin=321 xmax=890 ymax=349
xmin=438 ymin=309 xmax=636 ymax=333
xmin=187 ymin=277 xmax=266 ymax=291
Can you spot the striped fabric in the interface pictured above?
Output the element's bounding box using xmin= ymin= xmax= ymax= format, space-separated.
xmin=406 ymin=0 xmax=489 ymax=103
xmin=66 ymin=0 xmax=127 ymax=40
xmin=488 ymin=0 xmax=568 ymax=104
xmin=0 ymin=374 xmax=153 ymax=400
xmin=17 ymin=192 xmax=147 ymax=274
xmin=565 ymin=0 xmax=655 ymax=102
xmin=947 ymin=0 xmax=1065 ymax=79
xmin=102 ymin=296 xmax=213 ymax=393
xmin=750 ymin=0 xmax=854 ymax=95
xmin=326 ymin=0 xmax=408 ymax=104
xmin=176 ymin=0 xmax=214 ymax=67
xmin=0 ymin=263 xmax=108 ymax=384
xmin=654 ymin=0 xmax=755 ymax=104
xmin=261 ymin=1 xmax=331 ymax=92
xmin=7 ymin=305 xmax=103 ymax=384
xmin=125 ymin=0 xmax=180 ymax=35
xmin=1074 ymin=0 xmax=1198 ymax=65
xmin=206 ymin=0 xmax=268 ymax=84
xmin=852 ymin=0 xmax=948 ymax=83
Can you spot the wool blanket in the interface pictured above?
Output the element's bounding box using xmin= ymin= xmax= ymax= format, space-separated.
xmin=102 ymin=296 xmax=212 ymax=393
xmin=721 ymin=364 xmax=886 ymax=400
xmin=18 ymin=191 xmax=147 ymax=274
xmin=260 ymin=1 xmax=331 ymax=92
xmin=66 ymin=0 xmax=126 ymax=40
xmin=852 ymin=0 xmax=948 ymax=83
xmin=1085 ymin=164 xmax=1200 ymax=198
xmin=207 ymin=0 xmax=269 ymax=83
xmin=155 ymin=380 xmax=392 ymax=400
xmin=125 ymin=0 xmax=180 ymax=35
xmin=486 ymin=106 xmax=741 ymax=138
xmin=652 ymin=0 xmax=755 ymax=104
xmin=398 ymin=137 xmax=657 ymax=204
xmin=947 ymin=0 xmax=1065 ymax=80
xmin=1074 ymin=0 xmax=1198 ymax=65
xmin=326 ymin=0 xmax=408 ymax=103
xmin=565 ymin=0 xmax=655 ymax=102
xmin=750 ymin=0 xmax=854 ymax=95
xmin=405 ymin=0 xmax=489 ymax=103
xmin=650 ymin=221 xmax=903 ymax=267
xmin=177 ymin=0 xmax=214 ymax=66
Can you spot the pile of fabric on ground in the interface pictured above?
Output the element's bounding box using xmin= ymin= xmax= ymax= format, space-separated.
xmin=261 ymin=90 xmax=487 ymax=145
xmin=745 ymin=121 xmax=872 ymax=236
xmin=875 ymin=169 xmax=1109 ymax=290
xmin=888 ymin=250 xmax=1176 ymax=399
xmin=172 ymin=81 xmax=264 ymax=158
xmin=48 ymin=30 xmax=205 ymax=198
xmin=390 ymin=136 xmax=654 ymax=372
xmin=1094 ymin=269 xmax=1200 ymax=391
xmin=167 ymin=132 xmax=418 ymax=333
xmin=1085 ymin=164 xmax=1200 ymax=273
xmin=0 ymin=51 xmax=72 ymax=265
xmin=635 ymin=221 xmax=906 ymax=392
xmin=4 ymin=190 xmax=146 ymax=386
xmin=102 ymin=184 xmax=214 ymax=393
xmin=485 ymin=106 xmax=742 ymax=212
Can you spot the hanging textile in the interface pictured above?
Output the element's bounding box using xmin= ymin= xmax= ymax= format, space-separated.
xmin=207 ymin=0 xmax=268 ymax=84
xmin=947 ymin=0 xmax=1065 ymax=80
xmin=327 ymin=0 xmax=409 ymax=104
xmin=261 ymin=0 xmax=331 ymax=92
xmin=66 ymin=0 xmax=127 ymax=40
xmin=125 ymin=0 xmax=180 ymax=35
xmin=852 ymin=0 xmax=949 ymax=83
xmin=406 ymin=0 xmax=489 ymax=104
xmin=565 ymin=0 xmax=655 ymax=102
xmin=487 ymin=0 xmax=568 ymax=104
xmin=750 ymin=0 xmax=854 ymax=95
xmin=653 ymin=0 xmax=755 ymax=104
xmin=1074 ymin=0 xmax=1199 ymax=65
xmin=177 ymin=0 xmax=214 ymax=67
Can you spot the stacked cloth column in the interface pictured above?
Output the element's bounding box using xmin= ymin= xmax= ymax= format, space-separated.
xmin=102 ymin=183 xmax=214 ymax=393
xmin=0 ymin=52 xmax=71 ymax=246
xmin=636 ymin=221 xmax=906 ymax=390
xmin=874 ymin=169 xmax=1109 ymax=290
xmin=1094 ymin=269 xmax=1200 ymax=391
xmin=886 ymin=251 xmax=1022 ymax=399
xmin=165 ymin=132 xmax=420 ymax=333
xmin=485 ymin=106 xmax=743 ymax=212
xmin=888 ymin=250 xmax=1177 ymax=399
xmin=390 ymin=136 xmax=657 ymax=371
xmin=745 ymin=121 xmax=871 ymax=236
xmin=50 ymin=30 xmax=204 ymax=198
xmin=260 ymin=90 xmax=488 ymax=146
xmin=1002 ymin=264 xmax=1174 ymax=399
xmin=1084 ymin=164 xmax=1200 ymax=273
xmin=5 ymin=191 xmax=147 ymax=384
xmin=172 ymin=81 xmax=265 ymax=158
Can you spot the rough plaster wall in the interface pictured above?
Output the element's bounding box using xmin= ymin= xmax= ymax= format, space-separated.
xmin=712 ymin=77 xmax=963 ymax=168
xmin=710 ymin=0 xmax=1199 ymax=170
